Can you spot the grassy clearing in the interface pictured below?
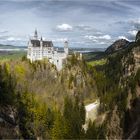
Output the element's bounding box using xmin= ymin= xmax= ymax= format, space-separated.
xmin=87 ymin=59 xmax=107 ymax=66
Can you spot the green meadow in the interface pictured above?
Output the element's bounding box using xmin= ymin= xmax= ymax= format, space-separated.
xmin=87 ymin=59 xmax=107 ymax=66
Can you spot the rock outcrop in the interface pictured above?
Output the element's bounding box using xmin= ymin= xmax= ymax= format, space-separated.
xmin=135 ymin=30 xmax=140 ymax=42
xmin=0 ymin=106 xmax=20 ymax=139
xmin=105 ymin=39 xmax=129 ymax=54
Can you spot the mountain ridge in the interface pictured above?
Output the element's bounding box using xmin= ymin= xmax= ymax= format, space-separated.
xmin=105 ymin=39 xmax=130 ymax=54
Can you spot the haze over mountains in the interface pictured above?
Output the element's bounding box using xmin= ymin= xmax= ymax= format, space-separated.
xmin=0 ymin=43 xmax=105 ymax=52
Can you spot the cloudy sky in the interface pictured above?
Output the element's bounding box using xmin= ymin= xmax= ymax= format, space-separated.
xmin=0 ymin=0 xmax=140 ymax=48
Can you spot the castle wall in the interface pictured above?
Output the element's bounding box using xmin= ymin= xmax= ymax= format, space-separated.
xmin=51 ymin=53 xmax=67 ymax=70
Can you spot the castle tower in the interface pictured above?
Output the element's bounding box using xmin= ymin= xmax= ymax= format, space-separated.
xmin=64 ymin=41 xmax=69 ymax=55
xmin=40 ymin=36 xmax=43 ymax=59
xmin=34 ymin=29 xmax=38 ymax=40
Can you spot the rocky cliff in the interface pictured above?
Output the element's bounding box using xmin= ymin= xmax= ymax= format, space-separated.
xmin=0 ymin=106 xmax=19 ymax=139
xmin=105 ymin=39 xmax=129 ymax=54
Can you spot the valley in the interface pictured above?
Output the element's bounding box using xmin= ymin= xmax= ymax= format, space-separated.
xmin=0 ymin=32 xmax=140 ymax=139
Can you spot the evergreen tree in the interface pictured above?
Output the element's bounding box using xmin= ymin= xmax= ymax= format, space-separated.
xmin=80 ymin=101 xmax=86 ymax=125
xmin=85 ymin=120 xmax=106 ymax=139
xmin=72 ymin=96 xmax=83 ymax=138
xmin=0 ymin=64 xmax=16 ymax=105
xmin=63 ymin=96 xmax=73 ymax=121
xmin=63 ymin=96 xmax=74 ymax=138
xmin=86 ymin=120 xmax=98 ymax=139
xmin=18 ymin=92 xmax=35 ymax=139
xmin=51 ymin=112 xmax=66 ymax=139
xmin=46 ymin=108 xmax=54 ymax=130
xmin=63 ymin=96 xmax=86 ymax=139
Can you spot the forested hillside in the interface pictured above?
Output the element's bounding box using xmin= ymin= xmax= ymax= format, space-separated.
xmin=0 ymin=54 xmax=99 ymax=139
xmin=92 ymin=31 xmax=140 ymax=139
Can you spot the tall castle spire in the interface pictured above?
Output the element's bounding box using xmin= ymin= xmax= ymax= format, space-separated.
xmin=34 ymin=29 xmax=38 ymax=40
xmin=40 ymin=36 xmax=43 ymax=41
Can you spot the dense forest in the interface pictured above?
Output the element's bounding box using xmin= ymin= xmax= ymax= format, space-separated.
xmin=0 ymin=32 xmax=140 ymax=139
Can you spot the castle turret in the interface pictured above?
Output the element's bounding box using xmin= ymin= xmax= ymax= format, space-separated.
xmin=40 ymin=36 xmax=43 ymax=59
xmin=34 ymin=29 xmax=38 ymax=40
xmin=40 ymin=36 xmax=43 ymax=48
xmin=64 ymin=41 xmax=69 ymax=55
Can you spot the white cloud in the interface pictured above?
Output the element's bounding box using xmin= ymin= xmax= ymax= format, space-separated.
xmin=130 ymin=19 xmax=140 ymax=25
xmin=118 ymin=36 xmax=129 ymax=40
xmin=100 ymin=35 xmax=111 ymax=40
xmin=0 ymin=30 xmax=8 ymax=34
xmin=92 ymin=39 xmax=98 ymax=43
xmin=99 ymin=42 xmax=106 ymax=45
xmin=84 ymin=34 xmax=111 ymax=40
xmin=75 ymin=25 xmax=93 ymax=31
xmin=129 ymin=19 xmax=140 ymax=30
xmin=128 ymin=30 xmax=137 ymax=36
xmin=84 ymin=34 xmax=112 ymax=45
xmin=84 ymin=35 xmax=94 ymax=40
xmin=52 ymin=38 xmax=68 ymax=43
xmin=96 ymin=32 xmax=103 ymax=35
xmin=7 ymin=37 xmax=16 ymax=41
xmin=56 ymin=23 xmax=73 ymax=31
xmin=7 ymin=37 xmax=22 ymax=41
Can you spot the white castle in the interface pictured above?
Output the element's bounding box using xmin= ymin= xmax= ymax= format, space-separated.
xmin=27 ymin=30 xmax=69 ymax=70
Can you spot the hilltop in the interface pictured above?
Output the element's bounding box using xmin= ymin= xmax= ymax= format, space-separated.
xmin=105 ymin=39 xmax=129 ymax=54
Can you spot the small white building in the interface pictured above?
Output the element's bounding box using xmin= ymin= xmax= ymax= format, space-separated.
xmin=27 ymin=30 xmax=69 ymax=70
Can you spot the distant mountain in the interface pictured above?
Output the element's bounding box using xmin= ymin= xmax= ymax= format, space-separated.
xmin=0 ymin=44 xmax=27 ymax=52
xmin=105 ymin=39 xmax=129 ymax=54
xmin=0 ymin=44 xmax=15 ymax=47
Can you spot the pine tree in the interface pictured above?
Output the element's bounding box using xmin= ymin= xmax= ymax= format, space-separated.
xmin=72 ymin=96 xmax=81 ymax=138
xmin=46 ymin=108 xmax=54 ymax=130
xmin=63 ymin=96 xmax=86 ymax=139
xmin=63 ymin=96 xmax=73 ymax=121
xmin=0 ymin=64 xmax=16 ymax=105
xmin=86 ymin=120 xmax=98 ymax=139
xmin=80 ymin=101 xmax=86 ymax=125
xmin=18 ymin=92 xmax=36 ymax=139
xmin=63 ymin=96 xmax=73 ymax=138
xmin=51 ymin=112 xmax=64 ymax=139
